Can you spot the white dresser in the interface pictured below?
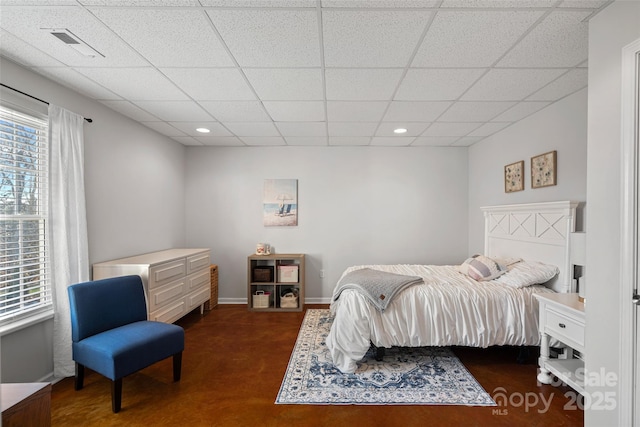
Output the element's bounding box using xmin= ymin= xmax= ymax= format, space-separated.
xmin=93 ymin=248 xmax=211 ymax=324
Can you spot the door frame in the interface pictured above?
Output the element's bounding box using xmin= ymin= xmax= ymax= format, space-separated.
xmin=620 ymin=36 xmax=640 ymax=426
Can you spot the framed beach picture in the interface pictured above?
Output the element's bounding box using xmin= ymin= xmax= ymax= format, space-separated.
xmin=263 ymin=179 xmax=298 ymax=227
xmin=531 ymin=151 xmax=557 ymax=189
xmin=504 ymin=160 xmax=524 ymax=193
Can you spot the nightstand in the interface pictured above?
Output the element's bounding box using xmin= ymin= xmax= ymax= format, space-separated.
xmin=534 ymin=292 xmax=585 ymax=395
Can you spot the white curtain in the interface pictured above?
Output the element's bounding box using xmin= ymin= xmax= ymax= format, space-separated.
xmin=48 ymin=105 xmax=90 ymax=378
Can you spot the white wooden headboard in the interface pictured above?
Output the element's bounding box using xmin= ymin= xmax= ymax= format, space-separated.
xmin=480 ymin=201 xmax=578 ymax=293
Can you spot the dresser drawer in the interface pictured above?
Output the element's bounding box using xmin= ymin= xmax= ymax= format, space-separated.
xmin=187 ymin=269 xmax=210 ymax=291
xmin=187 ymin=252 xmax=210 ymax=275
xmin=148 ymin=278 xmax=186 ymax=312
xmin=149 ymin=259 xmax=186 ymax=289
xmin=150 ymin=297 xmax=186 ymax=323
xmin=545 ymin=308 xmax=585 ymax=349
xmin=187 ymin=286 xmax=211 ymax=310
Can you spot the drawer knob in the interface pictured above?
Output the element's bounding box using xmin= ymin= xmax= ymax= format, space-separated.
xmin=559 ymin=323 xmax=566 ymax=328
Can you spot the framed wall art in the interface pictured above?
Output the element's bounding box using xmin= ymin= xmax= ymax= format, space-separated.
xmin=263 ymin=179 xmax=298 ymax=227
xmin=504 ymin=160 xmax=524 ymax=193
xmin=531 ymin=150 xmax=557 ymax=189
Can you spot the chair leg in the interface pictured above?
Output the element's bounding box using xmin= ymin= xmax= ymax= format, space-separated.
xmin=75 ymin=363 xmax=85 ymax=391
xmin=111 ymin=379 xmax=123 ymax=413
xmin=173 ymin=352 xmax=182 ymax=382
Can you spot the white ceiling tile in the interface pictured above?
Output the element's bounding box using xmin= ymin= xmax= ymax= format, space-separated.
xmin=134 ymin=101 xmax=214 ymax=121
xmin=328 ymin=122 xmax=378 ymax=137
xmin=461 ymin=68 xmax=566 ymax=101
xmin=198 ymin=101 xmax=271 ymax=122
xmin=201 ymin=0 xmax=315 ymax=6
xmin=33 ymin=66 xmax=121 ymax=100
xmin=375 ymin=122 xmax=429 ymax=137
xmin=328 ymin=137 xmax=371 ymax=146
xmin=275 ymin=122 xmax=326 ymax=137
xmin=383 ymin=101 xmax=451 ymax=122
xmin=558 ymin=0 xmax=609 ymax=8
xmin=101 ymin=100 xmax=158 ymax=121
xmin=439 ymin=101 xmax=516 ymax=122
xmin=75 ymin=68 xmax=188 ymax=100
xmin=411 ymin=136 xmax=460 ymax=146
xmin=207 ymin=9 xmax=320 ymax=67
xmin=172 ymin=136 xmax=202 ymax=146
xmin=224 ymin=122 xmax=280 ymax=137
xmin=396 ymin=69 xmax=486 ymax=101
xmin=141 ymin=121 xmax=186 ymax=137
xmin=161 ymin=68 xmax=255 ymax=101
xmin=498 ymin=11 xmax=591 ymax=67
xmin=244 ymin=68 xmax=323 ymax=100
xmin=2 ymin=0 xmax=77 ymax=4
xmin=526 ymin=68 xmax=588 ymax=101
xmin=412 ymin=11 xmax=543 ymax=68
xmin=452 ymin=136 xmax=485 ymax=146
xmin=441 ymin=0 xmax=556 ymax=7
xmin=370 ymin=136 xmax=415 ymax=146
xmin=325 ymin=69 xmax=404 ymax=100
xmin=240 ymin=137 xmax=286 ymax=146
xmin=80 ymin=0 xmax=201 ymax=5
xmin=327 ymin=101 xmax=388 ymax=122
xmin=491 ymin=101 xmax=550 ymax=122
xmin=262 ymin=101 xmax=325 ymax=121
xmin=421 ymin=122 xmax=482 ymax=136
xmin=0 ymin=29 xmax=66 ymax=67
xmin=322 ymin=0 xmax=439 ymax=6
xmin=90 ymin=9 xmax=234 ymax=68
xmin=169 ymin=122 xmax=232 ymax=137
xmin=195 ymin=136 xmax=245 ymax=146
xmin=322 ymin=10 xmax=432 ymax=67
xmin=0 ymin=7 xmax=147 ymax=67
xmin=467 ymin=122 xmax=511 ymax=137
xmin=284 ymin=137 xmax=328 ymax=146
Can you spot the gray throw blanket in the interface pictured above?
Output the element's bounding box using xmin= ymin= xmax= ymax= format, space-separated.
xmin=332 ymin=268 xmax=424 ymax=312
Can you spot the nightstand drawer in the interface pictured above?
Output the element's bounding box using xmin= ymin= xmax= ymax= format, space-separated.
xmin=545 ymin=308 xmax=585 ymax=349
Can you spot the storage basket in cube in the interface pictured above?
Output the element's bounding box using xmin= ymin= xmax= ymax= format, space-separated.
xmin=278 ymin=265 xmax=299 ymax=283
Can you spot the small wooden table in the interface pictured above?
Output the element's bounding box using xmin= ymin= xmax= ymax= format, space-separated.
xmin=1 ymin=382 xmax=51 ymax=427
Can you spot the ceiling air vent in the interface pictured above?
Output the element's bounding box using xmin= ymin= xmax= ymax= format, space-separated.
xmin=45 ymin=28 xmax=104 ymax=58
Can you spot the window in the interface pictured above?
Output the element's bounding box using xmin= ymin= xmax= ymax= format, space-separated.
xmin=0 ymin=104 xmax=51 ymax=324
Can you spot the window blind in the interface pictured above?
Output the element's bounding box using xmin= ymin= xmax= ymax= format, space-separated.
xmin=0 ymin=104 xmax=51 ymax=323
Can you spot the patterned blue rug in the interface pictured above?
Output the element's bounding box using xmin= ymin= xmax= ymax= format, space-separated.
xmin=276 ymin=309 xmax=496 ymax=405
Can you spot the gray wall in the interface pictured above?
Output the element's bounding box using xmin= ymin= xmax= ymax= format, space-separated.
xmin=586 ymin=2 xmax=640 ymax=426
xmin=467 ymin=89 xmax=588 ymax=254
xmin=0 ymin=58 xmax=187 ymax=382
xmin=184 ymin=146 xmax=469 ymax=302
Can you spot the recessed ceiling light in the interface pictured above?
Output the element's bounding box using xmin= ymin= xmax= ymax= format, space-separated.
xmin=394 ymin=128 xmax=408 ymax=134
xmin=196 ymin=128 xmax=210 ymax=133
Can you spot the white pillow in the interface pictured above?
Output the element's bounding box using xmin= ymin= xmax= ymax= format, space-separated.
xmin=458 ymin=255 xmax=507 ymax=281
xmin=493 ymin=261 xmax=559 ymax=288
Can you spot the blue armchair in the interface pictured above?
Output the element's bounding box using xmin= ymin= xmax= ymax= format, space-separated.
xmin=67 ymin=275 xmax=185 ymax=413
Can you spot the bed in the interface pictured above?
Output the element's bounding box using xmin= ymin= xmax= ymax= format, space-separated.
xmin=326 ymin=201 xmax=580 ymax=373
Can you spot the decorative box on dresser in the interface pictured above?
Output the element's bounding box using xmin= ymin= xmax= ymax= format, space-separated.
xmin=534 ymin=292 xmax=586 ymax=395
xmin=93 ymin=248 xmax=211 ymax=324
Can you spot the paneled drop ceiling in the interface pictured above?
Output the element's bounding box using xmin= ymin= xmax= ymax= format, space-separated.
xmin=0 ymin=0 xmax=611 ymax=147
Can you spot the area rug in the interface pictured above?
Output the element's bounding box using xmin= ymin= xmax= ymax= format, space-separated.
xmin=276 ymin=309 xmax=496 ymax=406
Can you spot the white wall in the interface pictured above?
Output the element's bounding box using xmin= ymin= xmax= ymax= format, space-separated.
xmin=467 ymin=89 xmax=588 ymax=254
xmin=586 ymin=2 xmax=640 ymax=426
xmin=184 ymin=146 xmax=469 ymax=302
xmin=0 ymin=58 xmax=187 ymax=382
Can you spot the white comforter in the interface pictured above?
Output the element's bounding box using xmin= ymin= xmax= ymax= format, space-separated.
xmin=326 ymin=264 xmax=554 ymax=373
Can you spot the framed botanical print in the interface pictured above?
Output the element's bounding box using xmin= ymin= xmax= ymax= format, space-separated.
xmin=531 ymin=151 xmax=557 ymax=189
xmin=504 ymin=160 xmax=524 ymax=193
